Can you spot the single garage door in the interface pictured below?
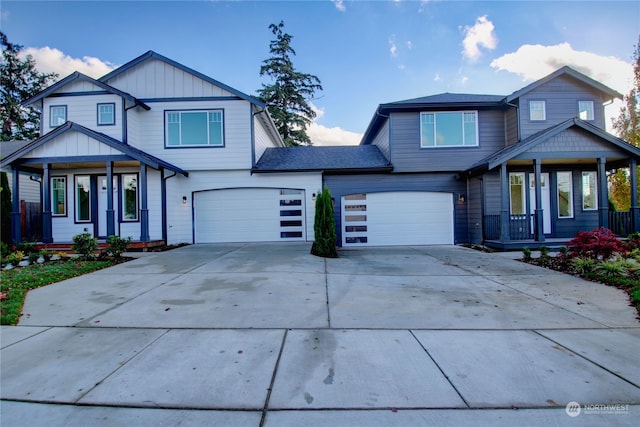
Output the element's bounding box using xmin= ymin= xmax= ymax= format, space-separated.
xmin=194 ymin=188 xmax=305 ymax=243
xmin=342 ymin=191 xmax=453 ymax=246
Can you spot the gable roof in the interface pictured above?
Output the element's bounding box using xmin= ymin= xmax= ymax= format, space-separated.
xmin=0 ymin=122 xmax=188 ymax=176
xmin=505 ymin=66 xmax=622 ymax=103
xmin=253 ymin=145 xmax=392 ymax=173
xmin=467 ymin=117 xmax=640 ymax=173
xmin=22 ymin=72 xmax=150 ymax=110
xmin=99 ymin=50 xmax=266 ymax=108
xmin=0 ymin=140 xmax=33 ymax=160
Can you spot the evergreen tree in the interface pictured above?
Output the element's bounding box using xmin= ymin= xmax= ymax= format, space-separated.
xmin=311 ymin=187 xmax=338 ymax=258
xmin=258 ymin=21 xmax=322 ymax=146
xmin=1 ymin=31 xmax=57 ymax=141
xmin=610 ymin=36 xmax=640 ymax=210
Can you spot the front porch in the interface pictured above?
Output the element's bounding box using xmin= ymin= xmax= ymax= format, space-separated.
xmin=34 ymin=239 xmax=166 ymax=253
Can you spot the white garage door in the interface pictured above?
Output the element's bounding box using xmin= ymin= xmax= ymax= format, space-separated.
xmin=342 ymin=192 xmax=453 ymax=246
xmin=194 ymin=188 xmax=305 ymax=243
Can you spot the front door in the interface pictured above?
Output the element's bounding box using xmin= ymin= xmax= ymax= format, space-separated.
xmin=529 ymin=173 xmax=551 ymax=234
xmin=98 ymin=176 xmax=118 ymax=238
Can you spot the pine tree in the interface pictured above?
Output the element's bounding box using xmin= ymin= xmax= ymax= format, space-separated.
xmin=311 ymin=187 xmax=338 ymax=258
xmin=258 ymin=21 xmax=322 ymax=146
xmin=1 ymin=31 xmax=57 ymax=141
xmin=610 ymin=37 xmax=640 ymax=211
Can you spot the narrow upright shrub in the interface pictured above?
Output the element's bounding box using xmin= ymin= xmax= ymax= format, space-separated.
xmin=522 ymin=246 xmax=532 ymax=261
xmin=311 ymin=187 xmax=338 ymax=258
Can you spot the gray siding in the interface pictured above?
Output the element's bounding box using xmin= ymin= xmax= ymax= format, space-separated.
xmin=483 ymin=171 xmax=501 ymax=215
xmin=505 ymin=106 xmax=518 ymax=146
xmin=372 ymin=119 xmax=390 ymax=160
xmin=389 ymin=109 xmax=506 ymax=172
xmin=324 ymin=172 xmax=468 ymax=245
xmin=519 ymin=75 xmax=608 ymax=140
xmin=467 ymin=177 xmax=483 ymax=244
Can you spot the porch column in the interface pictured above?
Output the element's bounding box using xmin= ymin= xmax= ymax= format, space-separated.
xmin=533 ymin=159 xmax=545 ymax=242
xmin=139 ymin=164 xmax=149 ymax=242
xmin=500 ymin=163 xmax=510 ymax=241
xmin=630 ymin=158 xmax=639 ymax=233
xmin=105 ymin=161 xmax=115 ymax=237
xmin=41 ymin=164 xmax=53 ymax=243
xmin=597 ymin=157 xmax=609 ymax=229
xmin=10 ymin=167 xmax=21 ymax=243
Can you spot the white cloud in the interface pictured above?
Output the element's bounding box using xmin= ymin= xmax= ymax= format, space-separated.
xmin=332 ymin=0 xmax=346 ymax=12
xmin=20 ymin=47 xmax=117 ymax=80
xmin=433 ymin=73 xmax=441 ymax=82
xmin=490 ymin=43 xmax=633 ymax=94
xmin=406 ymin=40 xmax=413 ymax=50
xmin=490 ymin=43 xmax=634 ymax=133
xmin=308 ymin=104 xmax=362 ymax=146
xmin=462 ymin=15 xmax=497 ymax=62
xmin=389 ymin=35 xmax=398 ymax=57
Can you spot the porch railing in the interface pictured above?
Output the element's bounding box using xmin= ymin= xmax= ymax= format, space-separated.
xmin=483 ymin=214 xmax=534 ymax=241
xmin=609 ymin=211 xmax=632 ymax=236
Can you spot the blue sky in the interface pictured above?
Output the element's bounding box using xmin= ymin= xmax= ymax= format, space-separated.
xmin=1 ymin=0 xmax=638 ymax=145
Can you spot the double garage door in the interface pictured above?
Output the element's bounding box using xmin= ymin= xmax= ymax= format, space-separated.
xmin=342 ymin=191 xmax=454 ymax=246
xmin=194 ymin=188 xmax=305 ymax=243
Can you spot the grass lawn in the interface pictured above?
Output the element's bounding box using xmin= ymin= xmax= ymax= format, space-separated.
xmin=0 ymin=260 xmax=114 ymax=325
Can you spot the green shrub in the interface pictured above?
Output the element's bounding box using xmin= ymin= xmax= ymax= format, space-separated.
xmin=72 ymin=233 xmax=98 ymax=260
xmin=522 ymin=246 xmax=531 ymax=261
xmin=572 ymin=257 xmax=596 ymax=276
xmin=594 ymin=260 xmax=629 ymax=282
xmin=14 ymin=241 xmax=37 ymax=255
xmin=4 ymin=251 xmax=24 ymax=265
xmin=311 ymin=186 xmax=338 ymax=258
xmin=106 ymin=235 xmax=132 ymax=259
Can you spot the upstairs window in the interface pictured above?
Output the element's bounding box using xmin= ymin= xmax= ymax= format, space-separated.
xmin=50 ymin=105 xmax=67 ymax=127
xmin=529 ymin=100 xmax=546 ymax=121
xmin=578 ymin=101 xmax=594 ymax=121
xmin=97 ymin=103 xmax=115 ymax=125
xmin=420 ymin=111 xmax=478 ymax=148
xmin=165 ymin=110 xmax=224 ymax=147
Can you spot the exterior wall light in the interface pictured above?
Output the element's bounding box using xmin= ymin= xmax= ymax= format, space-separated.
xmin=182 ymin=196 xmax=187 ymax=204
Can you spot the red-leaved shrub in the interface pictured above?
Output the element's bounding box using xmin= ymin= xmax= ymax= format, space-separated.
xmin=567 ymin=227 xmax=626 ymax=260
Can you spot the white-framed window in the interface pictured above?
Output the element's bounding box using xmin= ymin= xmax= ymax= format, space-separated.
xmin=51 ymin=176 xmax=66 ymax=216
xmin=557 ymin=171 xmax=574 ymax=218
xmin=122 ymin=174 xmax=138 ymax=221
xmin=529 ymin=100 xmax=546 ymax=121
xmin=165 ymin=110 xmax=224 ymax=147
xmin=509 ymin=173 xmax=526 ymax=215
xmin=578 ymin=101 xmax=594 ymax=121
xmin=50 ymin=105 xmax=67 ymax=127
xmin=582 ymin=171 xmax=598 ymax=211
xmin=420 ymin=111 xmax=478 ymax=147
xmin=75 ymin=175 xmax=91 ymax=222
xmin=97 ymin=103 xmax=115 ymax=125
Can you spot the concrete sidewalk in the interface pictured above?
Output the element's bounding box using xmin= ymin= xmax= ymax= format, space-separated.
xmin=1 ymin=243 xmax=639 ymax=426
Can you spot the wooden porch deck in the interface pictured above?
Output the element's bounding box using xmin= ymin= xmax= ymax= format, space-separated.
xmin=35 ymin=240 xmax=166 ymax=253
xmin=483 ymin=238 xmax=573 ymax=252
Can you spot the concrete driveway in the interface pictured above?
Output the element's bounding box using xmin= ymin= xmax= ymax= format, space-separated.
xmin=1 ymin=243 xmax=639 ymax=426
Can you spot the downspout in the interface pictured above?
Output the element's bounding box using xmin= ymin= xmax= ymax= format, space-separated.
xmin=162 ymin=169 xmax=177 ymax=243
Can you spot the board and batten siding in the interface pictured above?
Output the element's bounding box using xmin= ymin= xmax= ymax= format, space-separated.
xmin=104 ymin=58 xmax=237 ymax=99
xmin=371 ymin=119 xmax=391 ymax=160
xmin=389 ymin=109 xmax=506 ymax=173
xmin=164 ymin=170 xmax=321 ymax=244
xmin=42 ymin=94 xmax=123 ymax=140
xmin=518 ymin=75 xmax=608 ymax=140
xmin=24 ymin=131 xmax=123 ymax=158
xmin=130 ymin=99 xmax=253 ymax=171
xmin=324 ymin=172 xmax=468 ymax=245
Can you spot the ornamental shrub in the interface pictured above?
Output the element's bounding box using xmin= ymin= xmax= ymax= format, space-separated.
xmin=566 ymin=227 xmax=626 ymax=260
xmin=311 ymin=186 xmax=338 ymax=258
xmin=72 ymin=232 xmax=98 ymax=260
xmin=106 ymin=235 xmax=132 ymax=259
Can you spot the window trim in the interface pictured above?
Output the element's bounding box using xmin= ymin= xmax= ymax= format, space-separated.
xmin=529 ymin=100 xmax=546 ymax=121
xmin=581 ymin=171 xmax=598 ymax=211
xmin=164 ymin=109 xmax=225 ymax=148
xmin=557 ymin=171 xmax=574 ymax=219
xmin=121 ymin=173 xmax=139 ymax=222
xmin=509 ymin=172 xmax=526 ymax=215
xmin=97 ymin=102 xmax=116 ymax=126
xmin=419 ymin=110 xmax=479 ymax=148
xmin=74 ymin=175 xmax=92 ymax=223
xmin=50 ymin=105 xmax=67 ymax=128
xmin=51 ymin=176 xmax=67 ymax=217
xmin=578 ymin=100 xmax=595 ymax=121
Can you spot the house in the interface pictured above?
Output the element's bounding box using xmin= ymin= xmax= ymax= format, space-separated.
xmin=0 ymin=51 xmax=323 ymax=246
xmin=3 ymin=53 xmax=639 ymax=250
xmin=323 ymin=66 xmax=639 ymax=249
